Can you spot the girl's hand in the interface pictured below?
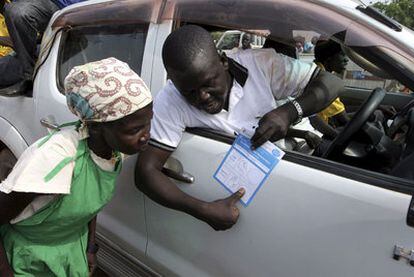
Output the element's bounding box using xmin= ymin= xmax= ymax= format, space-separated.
xmin=0 ymin=264 xmax=14 ymax=277
xmin=87 ymin=252 xmax=97 ymax=276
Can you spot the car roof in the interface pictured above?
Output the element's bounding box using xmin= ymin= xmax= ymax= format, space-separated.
xmin=42 ymin=0 xmax=414 ymax=68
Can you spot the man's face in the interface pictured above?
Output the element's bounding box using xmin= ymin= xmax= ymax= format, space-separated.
xmin=102 ymin=103 xmax=153 ymax=155
xmin=327 ymin=51 xmax=349 ymax=75
xmin=170 ymin=54 xmax=232 ymax=114
xmin=242 ymin=34 xmax=251 ymax=49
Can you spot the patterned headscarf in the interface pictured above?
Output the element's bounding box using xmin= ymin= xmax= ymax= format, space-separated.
xmin=64 ymin=57 xmax=152 ymax=137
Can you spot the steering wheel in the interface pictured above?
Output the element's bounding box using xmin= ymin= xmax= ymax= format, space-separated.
xmin=322 ymin=88 xmax=386 ymax=159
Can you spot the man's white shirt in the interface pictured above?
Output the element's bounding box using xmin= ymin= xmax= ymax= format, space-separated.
xmin=150 ymin=48 xmax=317 ymax=151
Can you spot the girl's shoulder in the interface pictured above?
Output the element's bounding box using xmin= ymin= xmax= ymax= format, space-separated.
xmin=0 ymin=129 xmax=81 ymax=195
xmin=39 ymin=129 xmax=80 ymax=154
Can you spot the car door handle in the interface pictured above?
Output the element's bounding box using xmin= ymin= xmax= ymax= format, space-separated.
xmin=162 ymin=167 xmax=195 ymax=184
xmin=162 ymin=157 xmax=195 ymax=184
xmin=40 ymin=118 xmax=60 ymax=130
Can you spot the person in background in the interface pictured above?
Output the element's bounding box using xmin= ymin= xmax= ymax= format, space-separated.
xmin=294 ymin=36 xmax=305 ymax=54
xmin=0 ymin=0 xmax=85 ymax=96
xmin=309 ymin=39 xmax=350 ymax=140
xmin=241 ymin=33 xmax=252 ymax=50
xmin=0 ymin=57 xmax=153 ymax=276
xmin=0 ymin=0 xmax=23 ymax=88
xmin=0 ymin=0 xmax=12 ymax=57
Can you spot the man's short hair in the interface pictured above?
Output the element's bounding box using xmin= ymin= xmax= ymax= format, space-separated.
xmin=314 ymin=39 xmax=342 ymax=63
xmin=162 ymin=25 xmax=218 ymax=73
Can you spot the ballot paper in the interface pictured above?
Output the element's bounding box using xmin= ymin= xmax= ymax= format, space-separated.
xmin=214 ymin=134 xmax=285 ymax=206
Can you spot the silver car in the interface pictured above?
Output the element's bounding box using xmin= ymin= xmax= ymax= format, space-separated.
xmin=1 ymin=0 xmax=414 ymax=276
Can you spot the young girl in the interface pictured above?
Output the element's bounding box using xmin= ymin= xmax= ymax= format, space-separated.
xmin=0 ymin=57 xmax=153 ymax=276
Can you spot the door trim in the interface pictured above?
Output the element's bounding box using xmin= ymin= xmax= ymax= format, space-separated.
xmin=186 ymin=128 xmax=414 ymax=195
xmin=96 ymin=232 xmax=161 ymax=277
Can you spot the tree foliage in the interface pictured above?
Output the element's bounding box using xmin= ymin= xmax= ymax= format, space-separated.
xmin=373 ymin=0 xmax=414 ymax=30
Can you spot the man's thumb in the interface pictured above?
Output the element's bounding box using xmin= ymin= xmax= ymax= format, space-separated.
xmin=229 ymin=188 xmax=245 ymax=204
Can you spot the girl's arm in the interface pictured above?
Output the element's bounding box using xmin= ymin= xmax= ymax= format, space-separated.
xmin=0 ymin=192 xmax=39 ymax=275
xmin=87 ymin=216 xmax=98 ymax=275
xmin=0 ymin=241 xmax=13 ymax=276
xmin=87 ymin=216 xmax=97 ymax=248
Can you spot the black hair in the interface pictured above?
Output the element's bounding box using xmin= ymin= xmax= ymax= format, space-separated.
xmin=162 ymin=25 xmax=218 ymax=73
xmin=314 ymin=39 xmax=342 ymax=63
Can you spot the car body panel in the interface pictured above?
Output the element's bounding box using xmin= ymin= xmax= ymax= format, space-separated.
xmin=0 ymin=116 xmax=28 ymax=157
xmin=145 ymin=134 xmax=414 ymax=277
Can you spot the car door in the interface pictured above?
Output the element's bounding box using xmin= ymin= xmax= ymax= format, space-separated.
xmin=144 ymin=128 xmax=414 ymax=277
xmin=142 ymin=4 xmax=414 ymax=277
xmin=33 ymin=3 xmax=158 ymax=274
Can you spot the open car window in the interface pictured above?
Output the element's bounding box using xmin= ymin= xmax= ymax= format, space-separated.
xmin=166 ymin=13 xmax=413 ymax=191
xmin=160 ymin=0 xmax=414 ymax=91
xmin=291 ymin=30 xmax=413 ymax=94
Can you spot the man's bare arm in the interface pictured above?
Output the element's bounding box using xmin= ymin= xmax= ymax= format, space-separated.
xmin=252 ymin=71 xmax=343 ymax=148
xmin=135 ymin=145 xmax=244 ymax=231
xmin=309 ymin=116 xmax=339 ymax=140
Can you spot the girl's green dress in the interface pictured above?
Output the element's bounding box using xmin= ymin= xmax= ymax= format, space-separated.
xmin=0 ymin=131 xmax=121 ymax=276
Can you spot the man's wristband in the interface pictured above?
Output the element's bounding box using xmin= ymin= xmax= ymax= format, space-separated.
xmin=290 ymin=99 xmax=303 ymax=125
xmin=87 ymin=243 xmax=99 ymax=254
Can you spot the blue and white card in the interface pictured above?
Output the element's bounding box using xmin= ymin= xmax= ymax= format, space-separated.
xmin=214 ymin=134 xmax=285 ymax=206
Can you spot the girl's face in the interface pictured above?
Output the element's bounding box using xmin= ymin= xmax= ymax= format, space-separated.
xmin=102 ymin=103 xmax=153 ymax=155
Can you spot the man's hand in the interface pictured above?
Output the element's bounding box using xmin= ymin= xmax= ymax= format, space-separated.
xmin=251 ymin=105 xmax=296 ymax=149
xmin=200 ymin=188 xmax=245 ymax=231
xmin=304 ymin=131 xmax=322 ymax=149
xmin=137 ymin=147 xmax=245 ymax=232
xmin=87 ymin=252 xmax=97 ymax=276
xmin=378 ymin=105 xmax=397 ymax=118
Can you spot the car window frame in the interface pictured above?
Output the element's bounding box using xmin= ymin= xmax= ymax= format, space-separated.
xmin=167 ymin=19 xmax=414 ymax=195
xmin=56 ymin=22 xmax=150 ymax=94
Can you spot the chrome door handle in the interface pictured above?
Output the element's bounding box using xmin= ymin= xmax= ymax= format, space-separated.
xmin=162 ymin=167 xmax=195 ymax=184
xmin=40 ymin=118 xmax=60 ymax=130
xmin=162 ymin=157 xmax=195 ymax=184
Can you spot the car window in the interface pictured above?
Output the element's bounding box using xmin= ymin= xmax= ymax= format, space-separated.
xmin=167 ymin=4 xmax=414 ymax=190
xmin=214 ymin=31 xmax=266 ymax=52
xmin=343 ymin=62 xmax=412 ymax=93
xmin=298 ymin=52 xmax=411 ymax=94
xmin=293 ymin=30 xmax=412 ymax=94
xmin=58 ymin=23 xmax=149 ymax=92
xmin=216 ymin=32 xmax=241 ymax=50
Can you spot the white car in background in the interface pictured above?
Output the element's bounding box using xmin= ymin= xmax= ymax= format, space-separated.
xmin=215 ymin=30 xmax=266 ymax=51
xmin=1 ymin=0 xmax=414 ymax=276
